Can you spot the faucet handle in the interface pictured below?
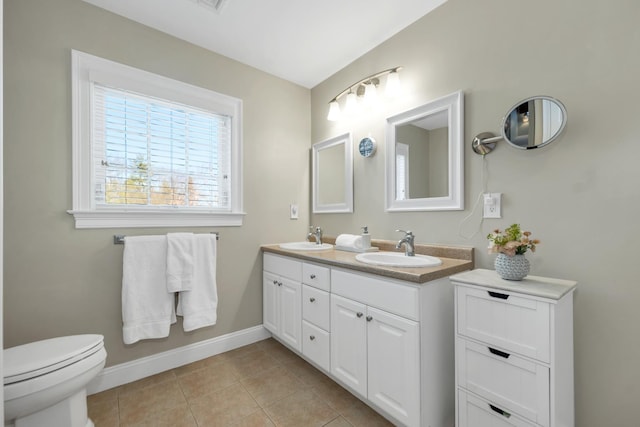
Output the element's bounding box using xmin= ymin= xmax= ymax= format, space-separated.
xmin=396 ymin=229 xmax=413 ymax=236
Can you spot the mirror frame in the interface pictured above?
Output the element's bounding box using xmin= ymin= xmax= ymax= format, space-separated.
xmin=501 ymin=95 xmax=567 ymax=150
xmin=385 ymin=90 xmax=464 ymax=212
xmin=312 ymin=132 xmax=354 ymax=213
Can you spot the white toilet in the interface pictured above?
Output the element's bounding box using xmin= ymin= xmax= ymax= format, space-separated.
xmin=4 ymin=334 xmax=107 ymax=427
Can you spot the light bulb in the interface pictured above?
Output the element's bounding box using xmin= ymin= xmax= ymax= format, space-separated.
xmin=327 ymin=100 xmax=340 ymax=121
xmin=363 ymin=82 xmax=378 ymax=106
xmin=344 ymin=91 xmax=358 ymax=115
xmin=385 ymin=70 xmax=401 ymax=97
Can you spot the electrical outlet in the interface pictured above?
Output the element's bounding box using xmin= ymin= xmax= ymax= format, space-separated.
xmin=483 ymin=193 xmax=502 ymax=218
xmin=289 ymin=204 xmax=299 ymax=220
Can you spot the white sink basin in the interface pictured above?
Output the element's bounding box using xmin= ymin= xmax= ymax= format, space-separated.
xmin=355 ymin=251 xmax=442 ymax=268
xmin=279 ymin=242 xmax=333 ymax=251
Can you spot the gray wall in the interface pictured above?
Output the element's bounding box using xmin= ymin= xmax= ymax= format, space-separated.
xmin=311 ymin=0 xmax=640 ymax=426
xmin=4 ymin=0 xmax=310 ymax=366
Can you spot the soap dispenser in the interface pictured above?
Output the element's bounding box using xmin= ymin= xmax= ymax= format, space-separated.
xmin=361 ymin=226 xmax=371 ymax=250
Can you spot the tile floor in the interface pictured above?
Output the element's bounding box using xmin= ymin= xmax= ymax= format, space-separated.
xmin=87 ymin=338 xmax=394 ymax=426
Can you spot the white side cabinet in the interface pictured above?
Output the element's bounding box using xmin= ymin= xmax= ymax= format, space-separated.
xmin=451 ymin=269 xmax=577 ymax=427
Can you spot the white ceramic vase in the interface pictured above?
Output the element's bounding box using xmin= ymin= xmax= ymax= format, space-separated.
xmin=494 ymin=253 xmax=530 ymax=281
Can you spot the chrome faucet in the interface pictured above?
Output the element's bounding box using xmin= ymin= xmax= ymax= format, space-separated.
xmin=307 ymin=226 xmax=323 ymax=245
xmin=396 ymin=229 xmax=415 ymax=256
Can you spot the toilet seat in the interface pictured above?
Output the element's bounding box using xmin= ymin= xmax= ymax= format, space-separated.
xmin=4 ymin=335 xmax=104 ymax=385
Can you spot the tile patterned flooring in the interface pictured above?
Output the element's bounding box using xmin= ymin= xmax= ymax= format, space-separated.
xmin=87 ymin=338 xmax=394 ymax=426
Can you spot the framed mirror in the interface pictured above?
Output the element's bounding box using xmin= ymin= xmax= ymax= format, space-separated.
xmin=312 ymin=132 xmax=353 ymax=213
xmin=385 ymin=90 xmax=464 ymax=211
xmin=502 ymin=96 xmax=567 ymax=149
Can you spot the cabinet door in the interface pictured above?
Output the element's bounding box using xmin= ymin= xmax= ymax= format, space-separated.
xmin=367 ymin=306 xmax=420 ymax=427
xmin=279 ymin=277 xmax=302 ymax=352
xmin=331 ymin=294 xmax=367 ymax=398
xmin=263 ymin=272 xmax=279 ymax=335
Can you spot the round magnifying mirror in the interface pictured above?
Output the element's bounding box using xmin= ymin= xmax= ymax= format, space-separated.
xmin=501 ymin=96 xmax=567 ymax=149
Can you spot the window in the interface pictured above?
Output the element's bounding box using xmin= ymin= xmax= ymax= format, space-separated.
xmin=69 ymin=50 xmax=244 ymax=228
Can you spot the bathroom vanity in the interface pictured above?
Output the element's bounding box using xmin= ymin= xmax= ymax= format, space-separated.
xmin=450 ymin=269 xmax=576 ymax=427
xmin=261 ymin=240 xmax=473 ymax=427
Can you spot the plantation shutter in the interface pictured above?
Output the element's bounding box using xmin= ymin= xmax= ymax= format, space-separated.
xmin=92 ymin=83 xmax=232 ymax=210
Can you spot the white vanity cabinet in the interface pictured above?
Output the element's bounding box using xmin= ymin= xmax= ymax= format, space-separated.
xmin=451 ymin=269 xmax=577 ymax=427
xmin=263 ymin=253 xmax=303 ymax=352
xmin=263 ymin=251 xmax=459 ymax=427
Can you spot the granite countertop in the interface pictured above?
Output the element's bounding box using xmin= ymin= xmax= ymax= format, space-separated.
xmin=450 ymin=268 xmax=577 ymax=300
xmin=261 ymin=237 xmax=474 ymax=284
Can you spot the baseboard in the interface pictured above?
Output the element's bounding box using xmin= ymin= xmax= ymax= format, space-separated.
xmin=87 ymin=325 xmax=271 ymax=395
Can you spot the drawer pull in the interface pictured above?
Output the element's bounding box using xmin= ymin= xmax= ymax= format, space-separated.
xmin=309 ymin=335 xmax=316 ymax=341
xmin=489 ymin=404 xmax=511 ymax=418
xmin=278 ymin=281 xmax=282 ymax=287
xmin=356 ymin=312 xmax=364 ymax=318
xmin=488 ymin=291 xmax=509 ymax=300
xmin=273 ymin=280 xmax=278 ymax=285
xmin=488 ymin=347 xmax=511 ymax=359
xmin=309 ymin=297 xmax=316 ymax=303
xmin=310 ymin=274 xmax=316 ymax=279
xmin=366 ymin=315 xmax=373 ymax=322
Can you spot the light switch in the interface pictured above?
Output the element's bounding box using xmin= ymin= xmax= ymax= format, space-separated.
xmin=290 ymin=204 xmax=299 ymax=220
xmin=483 ymin=193 xmax=502 ymax=218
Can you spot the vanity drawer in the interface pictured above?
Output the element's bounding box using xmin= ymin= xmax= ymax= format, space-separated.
xmin=302 ymin=285 xmax=330 ymax=331
xmin=302 ymin=262 xmax=330 ymax=291
xmin=456 ymin=338 xmax=549 ymax=427
xmin=302 ymin=320 xmax=330 ymax=372
xmin=331 ymin=269 xmax=419 ymax=321
xmin=264 ymin=253 xmax=302 ymax=281
xmin=458 ymin=389 xmax=537 ymax=427
xmin=456 ymin=285 xmax=550 ymax=362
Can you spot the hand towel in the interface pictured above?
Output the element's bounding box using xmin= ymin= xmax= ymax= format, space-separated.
xmin=122 ymin=236 xmax=176 ymax=345
xmin=166 ymin=233 xmax=194 ymax=293
xmin=177 ymin=234 xmax=218 ymax=332
xmin=335 ymin=233 xmax=365 ymax=250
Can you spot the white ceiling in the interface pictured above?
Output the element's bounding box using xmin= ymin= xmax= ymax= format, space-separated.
xmin=82 ymin=0 xmax=447 ymax=88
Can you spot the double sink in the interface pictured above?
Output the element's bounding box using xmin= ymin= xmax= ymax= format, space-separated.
xmin=278 ymin=242 xmax=442 ymax=268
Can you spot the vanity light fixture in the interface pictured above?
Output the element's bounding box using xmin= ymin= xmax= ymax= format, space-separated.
xmin=327 ymin=67 xmax=403 ymax=121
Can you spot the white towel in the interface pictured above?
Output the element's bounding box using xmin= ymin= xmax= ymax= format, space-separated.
xmin=166 ymin=233 xmax=194 ymax=293
xmin=335 ymin=234 xmax=365 ymax=249
xmin=177 ymin=234 xmax=218 ymax=332
xmin=122 ymin=236 xmax=176 ymax=345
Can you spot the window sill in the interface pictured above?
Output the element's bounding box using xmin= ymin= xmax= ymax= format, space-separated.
xmin=67 ymin=209 xmax=245 ymax=229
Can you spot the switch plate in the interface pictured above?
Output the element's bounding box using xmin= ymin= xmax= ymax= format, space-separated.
xmin=289 ymin=204 xmax=299 ymax=220
xmin=483 ymin=193 xmax=502 ymax=218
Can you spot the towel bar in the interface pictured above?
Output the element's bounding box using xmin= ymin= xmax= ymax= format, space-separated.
xmin=113 ymin=232 xmax=219 ymax=245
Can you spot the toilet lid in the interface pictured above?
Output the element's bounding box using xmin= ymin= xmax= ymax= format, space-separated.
xmin=4 ymin=334 xmax=104 ymax=385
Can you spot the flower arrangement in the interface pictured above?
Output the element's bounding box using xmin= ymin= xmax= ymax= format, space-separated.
xmin=487 ymin=224 xmax=540 ymax=256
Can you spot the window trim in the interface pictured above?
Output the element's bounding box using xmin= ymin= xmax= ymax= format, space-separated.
xmin=69 ymin=50 xmax=244 ymax=228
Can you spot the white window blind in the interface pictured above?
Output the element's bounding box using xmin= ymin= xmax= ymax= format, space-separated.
xmin=93 ymin=84 xmax=231 ymax=210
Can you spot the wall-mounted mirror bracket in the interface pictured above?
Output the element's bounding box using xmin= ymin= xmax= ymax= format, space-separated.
xmin=471 ymin=132 xmax=503 ymax=155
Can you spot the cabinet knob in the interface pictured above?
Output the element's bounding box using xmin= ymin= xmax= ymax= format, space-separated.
xmin=273 ymin=280 xmax=278 ymax=285
xmin=278 ymin=281 xmax=282 ymax=287
xmin=309 ymin=297 xmax=316 ymax=303
xmin=310 ymin=274 xmax=316 ymax=279
xmin=356 ymin=312 xmax=363 ymax=318
xmin=309 ymin=335 xmax=316 ymax=341
xmin=366 ymin=315 xmax=373 ymax=322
